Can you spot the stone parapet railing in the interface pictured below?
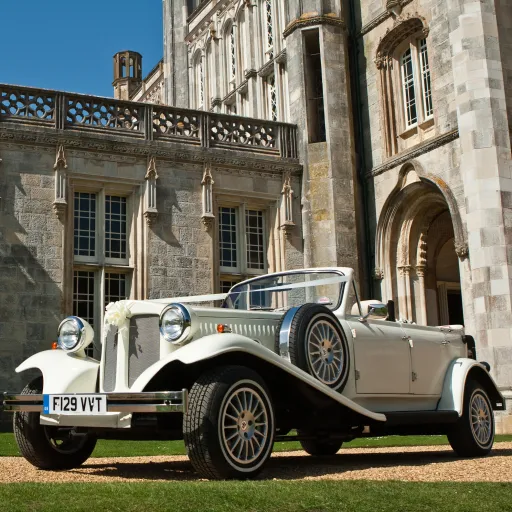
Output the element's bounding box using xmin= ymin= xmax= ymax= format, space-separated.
xmin=0 ymin=84 xmax=298 ymax=159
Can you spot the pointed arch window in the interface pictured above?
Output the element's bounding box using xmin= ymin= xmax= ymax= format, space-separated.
xmin=400 ymin=39 xmax=432 ymax=128
xmin=375 ymin=18 xmax=433 ymax=156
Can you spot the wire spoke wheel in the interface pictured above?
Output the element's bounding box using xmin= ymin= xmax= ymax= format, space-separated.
xmin=307 ymin=319 xmax=344 ymax=386
xmin=221 ymin=387 xmax=269 ymax=465
xmin=470 ymin=391 xmax=492 ymax=447
xmin=447 ymin=379 xmax=495 ymax=457
xmin=184 ymin=366 xmax=275 ymax=479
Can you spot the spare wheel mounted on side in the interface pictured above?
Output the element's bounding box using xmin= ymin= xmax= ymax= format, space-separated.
xmin=275 ymin=304 xmax=350 ymax=392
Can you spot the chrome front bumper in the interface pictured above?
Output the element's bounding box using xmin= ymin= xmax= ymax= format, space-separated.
xmin=2 ymin=390 xmax=188 ymax=414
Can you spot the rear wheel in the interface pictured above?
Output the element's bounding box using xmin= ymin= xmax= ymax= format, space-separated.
xmin=183 ymin=365 xmax=275 ymax=480
xmin=13 ymin=377 xmax=97 ymax=469
xmin=299 ymin=432 xmax=343 ymax=456
xmin=447 ymin=380 xmax=495 ymax=457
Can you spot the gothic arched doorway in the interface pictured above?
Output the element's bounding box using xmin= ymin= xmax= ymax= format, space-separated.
xmin=376 ymin=166 xmax=465 ymax=326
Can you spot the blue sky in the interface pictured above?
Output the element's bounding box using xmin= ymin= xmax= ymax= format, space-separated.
xmin=1 ymin=0 xmax=163 ymax=98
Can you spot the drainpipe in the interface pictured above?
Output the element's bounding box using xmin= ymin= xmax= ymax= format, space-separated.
xmin=346 ymin=2 xmax=374 ymax=300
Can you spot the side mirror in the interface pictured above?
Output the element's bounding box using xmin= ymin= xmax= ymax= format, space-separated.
xmin=359 ymin=302 xmax=388 ymax=322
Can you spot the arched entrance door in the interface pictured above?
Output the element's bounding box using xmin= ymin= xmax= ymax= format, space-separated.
xmin=376 ymin=167 xmax=465 ymax=326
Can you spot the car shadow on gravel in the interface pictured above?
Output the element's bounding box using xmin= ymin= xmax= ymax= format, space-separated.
xmin=71 ymin=446 xmax=512 ymax=482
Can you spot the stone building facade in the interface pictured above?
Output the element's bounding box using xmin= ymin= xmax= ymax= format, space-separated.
xmin=149 ymin=0 xmax=512 ymax=430
xmin=0 ymin=84 xmax=300 ymax=428
xmin=1 ymin=0 xmax=512 ymax=432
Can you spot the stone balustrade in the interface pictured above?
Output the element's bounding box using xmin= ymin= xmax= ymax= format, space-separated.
xmin=0 ymin=83 xmax=298 ymax=159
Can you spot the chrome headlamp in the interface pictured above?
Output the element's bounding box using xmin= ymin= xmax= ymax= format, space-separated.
xmin=160 ymin=304 xmax=191 ymax=344
xmin=57 ymin=316 xmax=93 ymax=353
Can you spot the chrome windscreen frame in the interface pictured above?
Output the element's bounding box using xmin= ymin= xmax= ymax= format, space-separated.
xmin=222 ymin=269 xmax=347 ymax=312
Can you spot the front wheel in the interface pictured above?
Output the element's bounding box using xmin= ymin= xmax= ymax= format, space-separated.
xmin=183 ymin=365 xmax=275 ymax=479
xmin=447 ymin=380 xmax=495 ymax=457
xmin=13 ymin=377 xmax=97 ymax=469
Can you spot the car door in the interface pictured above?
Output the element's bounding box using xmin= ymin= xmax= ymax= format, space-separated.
xmin=346 ymin=317 xmax=411 ymax=394
xmin=401 ymin=324 xmax=450 ymax=396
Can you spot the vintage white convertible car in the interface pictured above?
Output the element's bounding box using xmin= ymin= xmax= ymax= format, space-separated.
xmin=2 ymin=268 xmax=505 ymax=479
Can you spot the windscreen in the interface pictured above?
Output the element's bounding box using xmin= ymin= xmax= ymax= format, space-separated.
xmin=223 ymin=271 xmax=345 ymax=311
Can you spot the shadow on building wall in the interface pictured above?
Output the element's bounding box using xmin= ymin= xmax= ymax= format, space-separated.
xmin=0 ymin=160 xmax=63 ymax=431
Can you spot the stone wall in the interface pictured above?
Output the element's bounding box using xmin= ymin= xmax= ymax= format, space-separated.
xmin=0 ymin=83 xmax=301 ymax=430
xmin=356 ymin=0 xmax=512 ymax=429
xmin=495 ymin=0 xmax=512 ymax=147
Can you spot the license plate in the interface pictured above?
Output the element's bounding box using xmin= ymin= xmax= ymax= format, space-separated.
xmin=43 ymin=394 xmax=107 ymax=415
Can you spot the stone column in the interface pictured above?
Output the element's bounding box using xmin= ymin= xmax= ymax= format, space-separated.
xmin=163 ymin=0 xmax=190 ymax=107
xmin=285 ymin=1 xmax=360 ymax=277
xmin=416 ymin=266 xmax=427 ymax=326
xmin=449 ymin=0 xmax=512 ymax=393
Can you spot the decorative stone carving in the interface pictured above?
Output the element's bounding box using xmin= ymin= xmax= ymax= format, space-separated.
xmin=280 ymin=172 xmax=295 ymax=239
xmin=386 ymin=0 xmax=403 ymax=17
xmin=201 ymin=162 xmax=215 ymax=232
xmin=283 ymin=15 xmax=345 ymax=39
xmin=397 ymin=265 xmax=412 ymax=277
xmin=53 ymin=144 xmax=68 ymax=221
xmin=144 ymin=156 xmax=158 ymax=226
xmin=454 ymin=241 xmax=469 ymax=260
xmin=415 ymin=265 xmax=427 ymax=277
xmin=373 ymin=268 xmax=384 ymax=280
xmin=417 ymin=233 xmax=427 ymax=267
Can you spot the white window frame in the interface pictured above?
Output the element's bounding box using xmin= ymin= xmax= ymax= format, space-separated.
xmin=396 ymin=36 xmax=434 ymax=132
xmin=72 ymin=185 xmax=135 ymax=355
xmin=217 ymin=202 xmax=268 ymax=282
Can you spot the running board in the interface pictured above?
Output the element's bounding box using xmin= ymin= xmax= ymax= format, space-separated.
xmin=383 ymin=410 xmax=459 ymax=426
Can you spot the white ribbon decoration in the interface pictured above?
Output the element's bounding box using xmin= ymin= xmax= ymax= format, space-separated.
xmin=104 ymin=301 xmax=132 ymax=327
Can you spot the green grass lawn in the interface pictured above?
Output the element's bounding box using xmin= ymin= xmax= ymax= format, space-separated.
xmin=2 ymin=481 xmax=512 ymax=512
xmin=1 ymin=432 xmax=511 ymax=457
xmin=2 ymin=433 xmax=511 ymax=512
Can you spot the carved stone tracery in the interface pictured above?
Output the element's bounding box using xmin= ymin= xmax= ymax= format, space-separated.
xmin=201 ymin=162 xmax=215 ymax=232
xmin=144 ymin=156 xmax=158 ymax=226
xmin=53 ymin=144 xmax=68 ymax=221
xmin=280 ymin=171 xmax=295 ymax=239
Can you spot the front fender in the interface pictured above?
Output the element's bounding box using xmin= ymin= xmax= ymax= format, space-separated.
xmin=437 ymin=358 xmax=505 ymax=415
xmin=131 ymin=333 xmax=386 ymax=422
xmin=16 ymin=350 xmax=99 ymax=394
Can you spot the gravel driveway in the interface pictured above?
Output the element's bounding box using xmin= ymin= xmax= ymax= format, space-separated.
xmin=2 ymin=443 xmax=511 ymax=483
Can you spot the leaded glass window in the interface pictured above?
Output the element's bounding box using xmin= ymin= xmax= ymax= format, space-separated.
xmin=218 ymin=205 xmax=267 ymax=288
xmin=105 ymin=273 xmax=127 ymax=306
xmin=105 ymin=196 xmax=127 ymax=260
xmin=72 ymin=191 xmax=132 ymax=358
xmin=230 ymin=24 xmax=237 ymax=83
xmin=265 ymin=0 xmax=274 ymax=60
xmin=268 ymin=75 xmax=278 ymax=121
xmin=219 ymin=207 xmax=238 ymax=269
xmin=401 ymin=48 xmax=417 ymax=127
xmin=246 ymin=210 xmax=265 ymax=270
xmin=73 ymin=271 xmax=95 ymax=326
xmin=419 ymin=38 xmax=433 ymax=118
xmin=74 ymin=192 xmax=96 ymax=258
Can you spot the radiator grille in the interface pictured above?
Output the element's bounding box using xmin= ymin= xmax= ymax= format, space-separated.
xmin=103 ymin=324 xmax=118 ymax=392
xmin=128 ymin=315 xmax=160 ymax=387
